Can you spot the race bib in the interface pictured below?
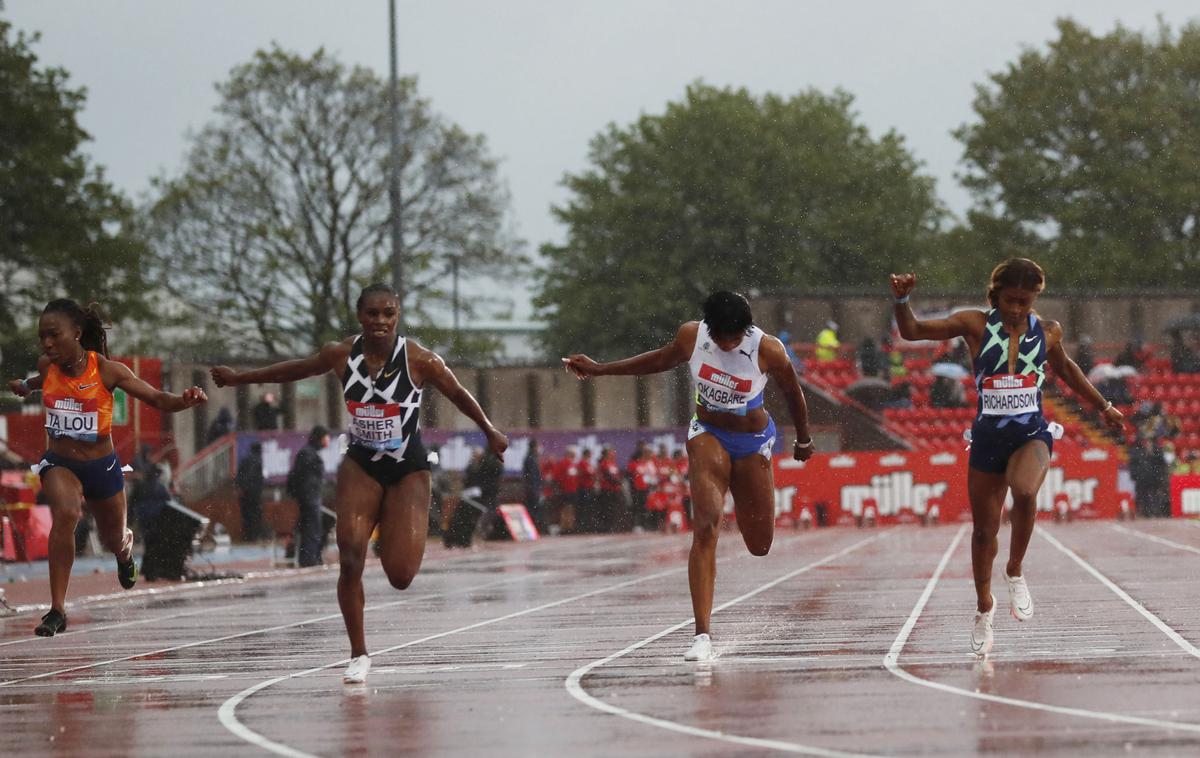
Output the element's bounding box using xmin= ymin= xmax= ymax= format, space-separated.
xmin=44 ymin=394 xmax=100 ymax=441
xmin=695 ymin=363 xmax=752 ymax=413
xmin=346 ymin=401 xmax=405 ymax=450
xmin=980 ymin=374 xmax=1039 ymax=416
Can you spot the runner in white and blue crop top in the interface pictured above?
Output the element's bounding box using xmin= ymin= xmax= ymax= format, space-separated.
xmin=210 ymin=283 xmax=508 ymax=684
xmin=563 ymin=291 xmax=814 ymax=661
xmin=890 ymin=260 xmax=1125 ymax=657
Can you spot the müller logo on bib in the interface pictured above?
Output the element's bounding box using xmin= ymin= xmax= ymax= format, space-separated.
xmin=983 ymin=374 xmax=1034 ymax=390
xmin=53 ymin=397 xmax=86 ymax=413
xmin=698 ymin=364 xmax=751 ymax=392
xmin=347 ymin=401 xmax=401 ymax=419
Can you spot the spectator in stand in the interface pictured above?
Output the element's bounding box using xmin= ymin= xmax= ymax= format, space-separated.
xmin=930 ymin=375 xmax=967 ymax=408
xmin=1169 ymin=330 xmax=1200 ymax=374
xmin=627 ymin=441 xmax=653 ymax=532
xmin=576 ymin=447 xmax=598 ymax=532
xmin=1114 ymin=340 xmax=1147 ymax=371
xmin=236 ymin=441 xmax=267 ymax=541
xmin=672 ymin=449 xmax=691 ymax=524
xmin=252 ymin=392 xmax=283 ymax=431
xmin=1176 ymin=449 xmax=1200 ymax=476
xmin=879 ymin=381 xmax=913 ymax=410
xmin=815 ymin=320 xmax=840 ymax=362
xmin=131 ymin=443 xmax=154 ymax=476
xmin=778 ymin=329 xmax=802 ymax=369
xmin=650 ymin=444 xmax=677 ymax=532
xmin=205 ymin=406 xmax=234 ymax=446
xmin=427 ymin=445 xmax=449 ymax=538
xmin=947 ymin=339 xmax=972 ymax=371
xmin=1129 ymin=437 xmax=1170 ymax=517
xmin=882 ymin=335 xmax=908 ymax=382
xmin=1139 ymin=402 xmax=1180 ymax=443
xmin=287 ymin=425 xmax=330 ymax=567
xmin=1074 ymin=335 xmax=1095 ymax=377
xmin=856 ymin=336 xmax=883 ymax=380
xmin=597 ymin=447 xmax=624 ymax=533
xmin=478 ymin=449 xmax=506 ymax=540
xmin=554 ymin=446 xmax=580 ymax=533
xmin=521 ymin=439 xmax=548 ymax=534
xmin=539 ymin=451 xmax=557 ymax=531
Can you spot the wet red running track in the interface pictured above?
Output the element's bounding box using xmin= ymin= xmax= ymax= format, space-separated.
xmin=3 ymin=521 xmax=1200 ymax=756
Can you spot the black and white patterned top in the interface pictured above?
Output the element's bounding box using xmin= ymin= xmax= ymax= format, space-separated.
xmin=342 ymin=335 xmax=422 ymax=461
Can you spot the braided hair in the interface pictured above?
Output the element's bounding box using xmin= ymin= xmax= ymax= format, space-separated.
xmin=355 ymin=283 xmax=399 ymax=312
xmin=42 ymin=299 xmax=110 ymax=357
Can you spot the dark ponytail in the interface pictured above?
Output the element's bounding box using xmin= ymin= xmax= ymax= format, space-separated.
xmin=42 ymin=299 xmax=110 ymax=357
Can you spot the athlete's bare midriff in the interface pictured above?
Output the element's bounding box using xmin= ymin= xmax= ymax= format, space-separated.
xmin=695 ymin=403 xmax=770 ymax=434
xmin=46 ymin=435 xmax=115 ymax=461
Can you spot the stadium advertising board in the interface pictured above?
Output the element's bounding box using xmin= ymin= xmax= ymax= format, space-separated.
xmin=772 ymin=446 xmax=1121 ymax=525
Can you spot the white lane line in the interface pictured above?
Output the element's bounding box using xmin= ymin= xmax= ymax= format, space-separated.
xmin=219 ymin=563 xmax=694 ymax=758
xmin=564 ymin=532 xmax=889 ymax=758
xmin=1039 ymin=526 xmax=1200 ymax=659
xmin=0 ymin=605 xmax=226 ymax=649
xmin=884 ymin=524 xmax=1200 ymax=733
xmin=3 ymin=566 xmax=335 ymax=615
xmin=2 ymin=534 xmax=619 ymax=615
xmin=1109 ymin=523 xmax=1200 ymax=556
xmin=0 ymin=574 xmax=530 ymax=688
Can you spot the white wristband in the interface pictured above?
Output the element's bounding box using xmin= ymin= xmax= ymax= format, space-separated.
xmin=894 ymin=295 xmax=909 ymax=304
xmin=1100 ymin=400 xmax=1113 ymax=413
xmin=794 ymin=438 xmax=813 ymax=449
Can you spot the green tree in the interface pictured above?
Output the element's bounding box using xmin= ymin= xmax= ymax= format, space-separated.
xmin=955 ymin=18 xmax=1200 ymax=289
xmin=143 ymin=46 xmax=523 ymax=361
xmin=0 ymin=9 xmax=148 ymax=372
xmin=535 ymin=83 xmax=943 ymax=358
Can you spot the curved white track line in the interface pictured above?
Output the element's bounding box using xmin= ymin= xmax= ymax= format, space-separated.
xmin=884 ymin=524 xmax=1200 ymax=733
xmin=219 ymin=564 xmax=691 ymax=756
xmin=565 ymin=532 xmax=888 ymax=757
xmin=1109 ymin=523 xmax=1200 ymax=556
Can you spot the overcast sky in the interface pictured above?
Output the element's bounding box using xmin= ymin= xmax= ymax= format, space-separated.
xmin=7 ymin=1 xmax=1200 ymax=319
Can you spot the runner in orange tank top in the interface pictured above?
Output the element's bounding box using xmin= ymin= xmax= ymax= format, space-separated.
xmin=7 ymin=299 xmax=207 ymax=637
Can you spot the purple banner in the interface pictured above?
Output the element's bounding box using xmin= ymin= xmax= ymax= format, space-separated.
xmin=235 ymin=431 xmax=343 ymax=484
xmin=236 ymin=426 xmax=787 ymax=477
xmin=422 ymin=427 xmax=786 ymax=473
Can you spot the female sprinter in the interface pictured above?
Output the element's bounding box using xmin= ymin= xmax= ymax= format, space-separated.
xmin=7 ymin=299 xmax=207 ymax=637
xmin=563 ymin=291 xmax=814 ymax=661
xmin=210 ymin=283 xmax=507 ymax=684
xmin=890 ymin=259 xmax=1125 ymax=656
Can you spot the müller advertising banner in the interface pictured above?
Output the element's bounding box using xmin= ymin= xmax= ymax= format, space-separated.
xmin=771 ymin=446 xmax=1122 ymax=525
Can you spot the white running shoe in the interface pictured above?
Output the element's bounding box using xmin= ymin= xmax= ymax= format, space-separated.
xmin=970 ymin=596 xmax=995 ymax=657
xmin=1005 ymin=572 xmax=1033 ymax=621
xmin=683 ymin=633 xmax=713 ymax=662
xmin=343 ymin=654 xmax=371 ymax=684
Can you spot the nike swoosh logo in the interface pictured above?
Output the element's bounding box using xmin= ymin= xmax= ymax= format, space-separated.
xmin=106 ymin=460 xmax=117 ymax=471
xmin=380 ymin=368 xmax=399 ymax=379
xmin=78 ymin=383 xmax=97 ymax=390
xmin=1022 ymin=335 xmax=1039 ymax=344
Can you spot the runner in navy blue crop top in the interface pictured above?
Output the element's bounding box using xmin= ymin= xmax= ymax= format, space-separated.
xmin=889 ymin=259 xmax=1125 ymax=657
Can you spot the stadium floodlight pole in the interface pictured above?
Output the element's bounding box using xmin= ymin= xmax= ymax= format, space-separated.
xmin=387 ymin=0 xmax=406 ymax=330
